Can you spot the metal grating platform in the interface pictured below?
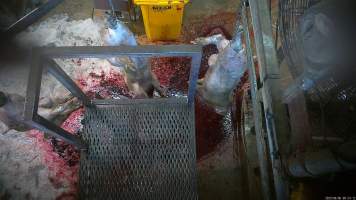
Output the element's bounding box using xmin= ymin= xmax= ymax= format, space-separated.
xmin=79 ymin=98 xmax=197 ymax=200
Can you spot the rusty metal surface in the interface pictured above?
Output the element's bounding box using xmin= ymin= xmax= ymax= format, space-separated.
xmin=79 ymin=98 xmax=197 ymax=200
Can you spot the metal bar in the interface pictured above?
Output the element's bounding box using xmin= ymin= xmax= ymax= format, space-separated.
xmin=24 ymin=50 xmax=43 ymax=121
xmin=188 ymin=51 xmax=202 ymax=105
xmin=45 ymin=59 xmax=92 ymax=107
xmin=241 ymin=3 xmax=273 ymax=200
xmin=39 ymin=45 xmax=203 ymax=58
xmin=249 ymin=0 xmax=291 ymax=199
xmin=24 ymin=50 xmax=87 ymax=149
xmin=92 ymin=98 xmax=187 ymax=105
xmin=4 ymin=0 xmax=64 ymax=36
xmin=30 ymin=115 xmax=87 ymax=150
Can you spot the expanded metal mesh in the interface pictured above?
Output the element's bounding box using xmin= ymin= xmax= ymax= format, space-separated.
xmin=79 ymin=98 xmax=197 ymax=200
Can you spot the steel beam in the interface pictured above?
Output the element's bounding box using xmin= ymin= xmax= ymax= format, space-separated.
xmin=24 ymin=50 xmax=42 ymax=121
xmin=38 ymin=45 xmax=203 ymax=58
xmin=188 ymin=51 xmax=202 ymax=105
xmin=241 ymin=3 xmax=273 ymax=200
xmin=248 ymin=0 xmax=291 ymax=199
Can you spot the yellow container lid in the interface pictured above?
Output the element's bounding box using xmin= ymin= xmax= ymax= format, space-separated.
xmin=133 ymin=0 xmax=189 ymax=5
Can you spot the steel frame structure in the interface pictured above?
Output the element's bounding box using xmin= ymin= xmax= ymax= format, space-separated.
xmin=241 ymin=0 xmax=290 ymax=199
xmin=23 ymin=45 xmax=202 ymax=150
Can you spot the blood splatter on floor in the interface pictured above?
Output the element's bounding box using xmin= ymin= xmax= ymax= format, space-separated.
xmin=182 ymin=12 xmax=237 ymax=42
xmin=151 ymin=57 xmax=191 ymax=92
xmin=195 ymin=96 xmax=225 ymax=159
xmin=76 ymin=69 xmax=133 ymax=99
xmin=26 ymin=108 xmax=86 ymax=199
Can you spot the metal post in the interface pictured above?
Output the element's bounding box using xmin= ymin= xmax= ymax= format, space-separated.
xmin=248 ymin=0 xmax=291 ymax=199
xmin=188 ymin=51 xmax=202 ymax=105
xmin=241 ymin=3 xmax=273 ymax=200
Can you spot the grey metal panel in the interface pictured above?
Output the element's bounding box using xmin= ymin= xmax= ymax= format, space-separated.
xmin=241 ymin=3 xmax=273 ymax=200
xmin=80 ymin=98 xmax=197 ymax=199
xmin=24 ymin=50 xmax=42 ymax=121
xmin=188 ymin=51 xmax=202 ymax=105
xmin=249 ymin=0 xmax=291 ymax=199
xmin=38 ymin=45 xmax=203 ymax=58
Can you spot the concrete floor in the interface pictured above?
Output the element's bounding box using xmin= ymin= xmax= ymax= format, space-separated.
xmin=0 ymin=0 xmax=243 ymax=199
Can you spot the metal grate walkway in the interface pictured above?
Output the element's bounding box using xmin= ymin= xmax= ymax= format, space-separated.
xmin=79 ymin=98 xmax=197 ymax=200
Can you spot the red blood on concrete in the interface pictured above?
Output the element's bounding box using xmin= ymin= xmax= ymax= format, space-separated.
xmin=76 ymin=69 xmax=132 ymax=99
xmin=27 ymin=129 xmax=79 ymax=198
xmin=26 ymin=108 xmax=85 ymax=198
xmin=151 ymin=57 xmax=191 ymax=92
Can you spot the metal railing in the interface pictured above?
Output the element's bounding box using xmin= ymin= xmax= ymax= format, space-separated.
xmin=23 ymin=45 xmax=202 ymax=150
xmin=241 ymin=0 xmax=291 ymax=199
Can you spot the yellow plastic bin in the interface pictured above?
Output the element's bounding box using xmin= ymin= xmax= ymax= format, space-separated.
xmin=134 ymin=0 xmax=189 ymax=41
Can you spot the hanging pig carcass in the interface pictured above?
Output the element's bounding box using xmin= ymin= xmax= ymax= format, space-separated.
xmin=104 ymin=16 xmax=167 ymax=98
xmin=192 ymin=26 xmax=247 ymax=114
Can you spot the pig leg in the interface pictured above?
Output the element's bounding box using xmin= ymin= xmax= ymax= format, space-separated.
xmin=191 ymin=34 xmax=225 ymax=46
xmin=151 ymin=73 xmax=168 ymax=97
xmin=124 ymin=75 xmax=149 ymax=98
xmin=38 ymin=97 xmax=81 ymax=121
